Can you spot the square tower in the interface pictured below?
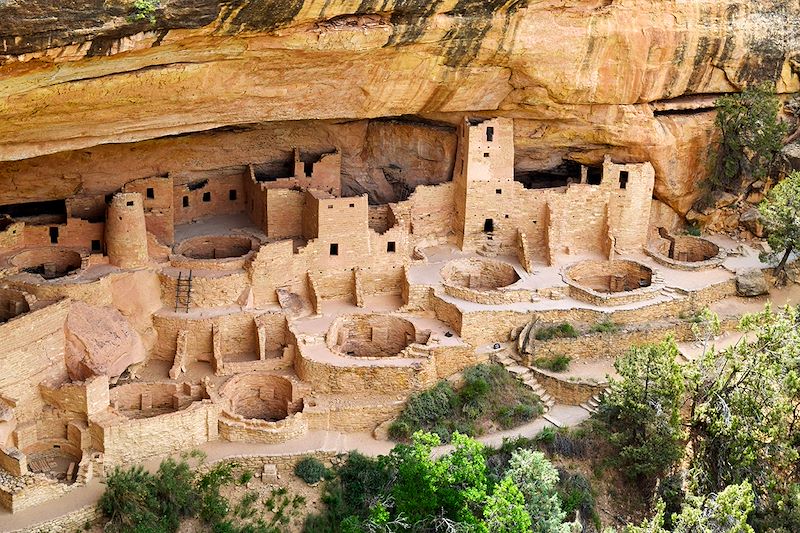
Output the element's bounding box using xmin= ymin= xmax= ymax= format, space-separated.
xmin=453 ymin=117 xmax=515 ymax=251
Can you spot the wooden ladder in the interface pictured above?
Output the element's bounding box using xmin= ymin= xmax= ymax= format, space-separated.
xmin=175 ymin=270 xmax=193 ymax=313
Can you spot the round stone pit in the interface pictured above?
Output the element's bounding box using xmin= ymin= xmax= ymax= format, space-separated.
xmin=564 ymin=259 xmax=660 ymax=306
xmin=327 ymin=314 xmax=418 ymax=358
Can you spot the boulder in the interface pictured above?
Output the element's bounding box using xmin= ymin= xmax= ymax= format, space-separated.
xmin=735 ymin=269 xmax=769 ymax=297
xmin=64 ymin=301 xmax=146 ymax=381
xmin=739 ymin=208 xmax=765 ymax=237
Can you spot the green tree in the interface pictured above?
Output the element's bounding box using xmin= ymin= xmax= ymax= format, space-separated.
xmin=601 ymin=339 xmax=686 ymax=483
xmin=623 ymin=481 xmax=756 ymax=533
xmin=504 ymin=449 xmax=570 ymax=533
xmin=711 ymin=82 xmax=787 ymax=190
xmin=686 ymin=305 xmax=800 ymax=500
xmin=483 ymin=476 xmax=533 ymax=533
xmin=758 ymin=171 xmax=800 ymax=282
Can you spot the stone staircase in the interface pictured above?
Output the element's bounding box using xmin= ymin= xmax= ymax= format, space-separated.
xmin=492 ymin=349 xmax=555 ymax=412
xmin=578 ymin=393 xmax=604 ymax=415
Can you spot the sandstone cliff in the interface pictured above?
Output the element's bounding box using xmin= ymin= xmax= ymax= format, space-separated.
xmin=0 ymin=0 xmax=798 ymax=214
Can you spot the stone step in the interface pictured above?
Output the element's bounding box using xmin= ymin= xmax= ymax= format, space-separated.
xmin=543 ymin=414 xmax=563 ymax=428
xmin=579 ymin=403 xmax=597 ymax=414
xmin=506 ymin=365 xmax=530 ymax=375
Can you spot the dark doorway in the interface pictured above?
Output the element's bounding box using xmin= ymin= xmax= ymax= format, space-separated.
xmin=49 ymin=227 xmax=59 ymax=244
xmin=483 ymin=219 xmax=494 ymax=233
xmin=587 ymin=167 xmax=603 ymax=185
xmin=330 ymin=243 xmax=339 ymax=256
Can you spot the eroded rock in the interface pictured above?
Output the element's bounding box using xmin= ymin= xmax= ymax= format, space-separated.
xmin=64 ymin=301 xmax=146 ymax=381
xmin=735 ymin=269 xmax=769 ymax=297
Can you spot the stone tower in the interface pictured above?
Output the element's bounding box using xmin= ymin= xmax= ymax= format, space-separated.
xmin=453 ymin=117 xmax=515 ymax=251
xmin=106 ymin=192 xmax=149 ymax=268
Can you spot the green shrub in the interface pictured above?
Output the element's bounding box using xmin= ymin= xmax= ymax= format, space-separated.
xmin=533 ymin=353 xmax=571 ymax=372
xmin=686 ymin=224 xmax=702 ymax=237
xmin=589 ymin=318 xmax=618 ymax=334
xmin=130 ymin=0 xmax=158 ymax=23
xmin=294 ymin=457 xmax=331 ymax=485
xmin=557 ymin=470 xmax=598 ymax=529
xmin=534 ymin=322 xmax=578 ymax=341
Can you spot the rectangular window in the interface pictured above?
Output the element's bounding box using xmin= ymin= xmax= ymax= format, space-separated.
xmin=387 ymin=241 xmax=396 ymax=253
xmin=202 ymin=192 xmax=211 ymax=202
xmin=328 ymin=205 xmax=334 ymax=209
xmin=49 ymin=227 xmax=59 ymax=244
xmin=484 ymin=153 xmax=490 ymax=158
xmin=229 ymin=189 xmax=237 ymax=201
xmin=126 ymin=201 xmax=134 ymax=206
xmin=329 ymin=243 xmax=339 ymax=256
xmin=486 ymin=126 xmax=494 ymax=142
xmin=349 ymin=203 xmax=355 ymax=208
xmin=496 ymin=189 xmax=502 ymax=194
xmin=619 ymin=170 xmax=629 ymax=189
xmin=183 ymin=196 xmax=189 ymax=207
xmin=91 ymin=239 xmax=101 ymax=252
xmin=146 ymin=187 xmax=154 ymax=199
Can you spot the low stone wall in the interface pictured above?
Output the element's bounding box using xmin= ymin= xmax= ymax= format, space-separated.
xmin=158 ymin=269 xmax=248 ymax=309
xmin=92 ymin=401 xmax=220 ymax=466
xmin=0 ymin=471 xmax=72 ymax=513
xmin=10 ymin=504 xmax=102 ymax=533
xmin=218 ymin=413 xmax=308 ymax=444
xmin=442 ymin=283 xmax=533 ymax=305
xmin=520 ymin=322 xmax=696 ymax=363
xmin=531 ymin=368 xmax=608 ymax=405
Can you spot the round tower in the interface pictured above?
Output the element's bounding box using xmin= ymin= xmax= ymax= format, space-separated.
xmin=106 ymin=192 xmax=149 ymax=268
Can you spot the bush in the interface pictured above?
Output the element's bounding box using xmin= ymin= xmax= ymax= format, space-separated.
xmin=686 ymin=224 xmax=701 ymax=237
xmin=533 ymin=354 xmax=571 ymax=372
xmin=130 ymin=0 xmax=158 ymax=23
xmin=589 ymin=318 xmax=618 ymax=334
xmin=557 ymin=470 xmax=598 ymax=529
xmin=535 ymin=323 xmax=578 ymax=341
xmin=294 ymin=457 xmax=331 ymax=485
xmin=389 ymin=364 xmax=542 ymax=443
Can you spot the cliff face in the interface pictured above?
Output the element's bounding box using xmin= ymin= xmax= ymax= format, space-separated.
xmin=0 ymin=0 xmax=798 ymax=214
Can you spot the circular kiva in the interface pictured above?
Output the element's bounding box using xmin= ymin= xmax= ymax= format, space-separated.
xmin=440 ymin=257 xmax=520 ymax=290
xmin=11 ymin=247 xmax=82 ymax=279
xmin=175 ymin=235 xmax=254 ymax=260
xmin=328 ymin=314 xmax=417 ymax=358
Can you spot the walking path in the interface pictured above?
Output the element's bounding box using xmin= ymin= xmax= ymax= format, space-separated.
xmin=0 ymin=405 xmax=590 ymax=532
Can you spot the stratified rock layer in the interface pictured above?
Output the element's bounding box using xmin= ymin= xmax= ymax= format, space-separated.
xmin=0 ymin=0 xmax=798 ymax=213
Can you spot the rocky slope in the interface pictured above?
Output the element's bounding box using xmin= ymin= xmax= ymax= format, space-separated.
xmin=0 ymin=0 xmax=798 ymax=214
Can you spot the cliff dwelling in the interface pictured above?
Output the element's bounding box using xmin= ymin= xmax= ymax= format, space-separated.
xmin=0 ymin=116 xmax=790 ymax=522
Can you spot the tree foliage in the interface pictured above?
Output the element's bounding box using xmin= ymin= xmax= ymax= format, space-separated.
xmin=504 ymin=449 xmax=570 ymax=533
xmin=711 ymin=83 xmax=787 ymax=190
xmin=686 ymin=305 xmax=800 ymax=501
xmin=600 ymin=339 xmax=686 ymax=483
xmin=623 ymin=481 xmax=756 ymax=533
xmin=758 ymin=171 xmax=800 ymax=277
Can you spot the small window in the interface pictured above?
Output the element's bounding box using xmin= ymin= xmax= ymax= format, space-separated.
xmin=49 ymin=227 xmax=59 ymax=244
xmin=229 ymin=189 xmax=237 ymax=201
xmin=91 ymin=239 xmax=101 ymax=252
xmin=486 ymin=126 xmax=494 ymax=142
xmin=504 ymin=214 xmax=509 ymax=218
xmin=202 ymin=192 xmax=211 ymax=202
xmin=126 ymin=201 xmax=134 ymax=206
xmin=146 ymin=187 xmax=154 ymax=199
xmin=329 ymin=243 xmax=339 ymax=256
xmin=483 ymin=219 xmax=494 ymax=233
xmin=619 ymin=170 xmax=629 ymax=189
xmin=387 ymin=241 xmax=396 ymax=253
xmin=496 ymin=189 xmax=502 ymax=194
xmin=328 ymin=205 xmax=334 ymax=209
xmin=349 ymin=203 xmax=355 ymax=208
xmin=183 ymin=196 xmax=189 ymax=207
xmin=483 ymin=153 xmax=490 ymax=158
